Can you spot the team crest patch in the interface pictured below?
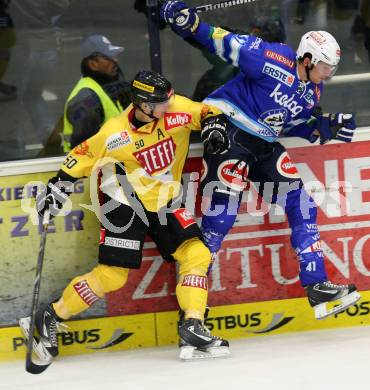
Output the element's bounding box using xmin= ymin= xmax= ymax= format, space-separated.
xmin=212 ymin=27 xmax=230 ymax=39
xmin=248 ymin=37 xmax=262 ymax=50
xmin=276 ymin=152 xmax=300 ymax=178
xmin=106 ymin=130 xmax=131 ymax=151
xmin=74 ymin=140 xmax=94 ymax=158
xmin=259 ymin=109 xmax=287 ymax=137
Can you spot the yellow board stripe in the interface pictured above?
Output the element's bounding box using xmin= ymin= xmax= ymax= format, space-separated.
xmin=1 ymin=291 xmax=369 ymax=362
xmin=0 ymin=313 xmax=156 ymax=362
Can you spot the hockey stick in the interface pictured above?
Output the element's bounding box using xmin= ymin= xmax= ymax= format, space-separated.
xmin=192 ymin=0 xmax=257 ymax=13
xmin=24 ymin=210 xmax=51 ymax=374
xmin=159 ymin=0 xmax=257 ymax=13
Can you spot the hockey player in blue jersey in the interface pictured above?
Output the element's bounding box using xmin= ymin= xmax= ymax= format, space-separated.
xmin=161 ymin=1 xmax=361 ymax=320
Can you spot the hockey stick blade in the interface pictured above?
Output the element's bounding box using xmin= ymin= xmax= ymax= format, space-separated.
xmin=26 ymin=358 xmax=51 ymax=375
xmin=19 ymin=317 xmax=53 ymax=374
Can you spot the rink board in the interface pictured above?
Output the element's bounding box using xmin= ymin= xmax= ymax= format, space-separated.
xmin=1 ymin=140 xmax=370 ymax=363
xmin=156 ymin=290 xmax=370 ymax=346
xmin=1 ymin=290 xmax=369 ymax=362
xmin=0 ymin=313 xmax=156 ymax=362
xmin=1 ymin=141 xmax=370 ymax=325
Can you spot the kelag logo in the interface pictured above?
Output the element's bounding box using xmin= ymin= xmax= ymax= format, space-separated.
xmin=334 ymin=301 xmax=370 ymax=319
xmin=13 ymin=328 xmax=133 ymax=351
xmin=204 ymin=312 xmax=294 ymax=333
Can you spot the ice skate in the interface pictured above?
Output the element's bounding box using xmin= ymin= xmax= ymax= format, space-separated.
xmin=305 ymin=281 xmax=361 ymax=319
xmin=19 ymin=316 xmax=53 ymax=363
xmin=34 ymin=304 xmax=64 ymax=357
xmin=178 ymin=318 xmax=230 ymax=361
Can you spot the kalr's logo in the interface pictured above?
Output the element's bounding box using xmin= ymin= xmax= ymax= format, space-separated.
xmin=164 ymin=112 xmax=192 ymax=130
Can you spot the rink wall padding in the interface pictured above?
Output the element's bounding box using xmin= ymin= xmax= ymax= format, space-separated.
xmin=1 ymin=140 xmax=370 ymax=362
xmin=0 ymin=313 xmax=156 ymax=362
xmin=1 ymin=291 xmax=370 ymax=362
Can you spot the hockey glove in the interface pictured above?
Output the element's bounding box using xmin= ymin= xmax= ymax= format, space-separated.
xmin=160 ymin=1 xmax=199 ymax=35
xmin=316 ymin=113 xmax=356 ymax=145
xmin=201 ymin=115 xmax=230 ymax=155
xmin=36 ymin=173 xmax=75 ymax=219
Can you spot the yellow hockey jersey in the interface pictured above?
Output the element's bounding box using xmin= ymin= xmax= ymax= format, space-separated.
xmin=60 ymin=94 xmax=220 ymax=212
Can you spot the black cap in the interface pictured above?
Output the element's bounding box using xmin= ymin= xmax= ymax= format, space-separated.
xmin=130 ymin=70 xmax=173 ymax=105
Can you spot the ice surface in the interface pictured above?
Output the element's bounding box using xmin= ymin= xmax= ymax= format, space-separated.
xmin=0 ymin=326 xmax=369 ymax=390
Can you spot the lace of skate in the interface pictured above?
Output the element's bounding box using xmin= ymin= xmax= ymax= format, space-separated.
xmin=49 ymin=320 xmax=69 ymax=347
xmin=201 ymin=321 xmax=222 ymax=341
xmin=48 ymin=318 xmax=58 ymax=347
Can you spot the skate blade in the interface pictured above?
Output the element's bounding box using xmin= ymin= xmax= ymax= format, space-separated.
xmin=314 ymin=291 xmax=361 ymax=319
xmin=179 ymin=345 xmax=231 ymax=361
xmin=19 ymin=317 xmax=53 ymax=363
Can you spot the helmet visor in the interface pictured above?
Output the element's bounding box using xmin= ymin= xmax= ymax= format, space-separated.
xmin=316 ymin=61 xmax=338 ymax=79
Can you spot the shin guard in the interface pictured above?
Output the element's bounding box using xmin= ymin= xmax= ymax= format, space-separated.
xmin=173 ymin=238 xmax=211 ymax=320
xmin=53 ymin=264 xmax=129 ymax=319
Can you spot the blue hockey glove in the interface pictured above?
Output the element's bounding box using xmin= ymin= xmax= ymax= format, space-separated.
xmin=160 ymin=1 xmax=199 ymax=35
xmin=316 ymin=113 xmax=356 ymax=144
xmin=201 ymin=115 xmax=230 ymax=155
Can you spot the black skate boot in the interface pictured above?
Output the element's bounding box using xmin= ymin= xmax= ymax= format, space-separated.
xmin=35 ymin=304 xmax=62 ymax=357
xmin=305 ymin=281 xmax=361 ymax=319
xmin=178 ymin=318 xmax=230 ymax=360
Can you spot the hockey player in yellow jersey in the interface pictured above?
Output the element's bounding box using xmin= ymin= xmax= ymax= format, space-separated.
xmin=29 ymin=70 xmax=231 ymax=362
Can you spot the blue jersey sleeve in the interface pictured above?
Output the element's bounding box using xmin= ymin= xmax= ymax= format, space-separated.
xmin=194 ymin=21 xmax=268 ymax=79
xmin=283 ymin=116 xmax=320 ymax=143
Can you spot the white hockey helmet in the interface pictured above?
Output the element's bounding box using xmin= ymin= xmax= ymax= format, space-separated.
xmin=297 ymin=31 xmax=341 ymax=74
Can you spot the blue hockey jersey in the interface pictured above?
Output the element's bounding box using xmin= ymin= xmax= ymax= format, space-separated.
xmin=193 ymin=22 xmax=323 ymax=143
